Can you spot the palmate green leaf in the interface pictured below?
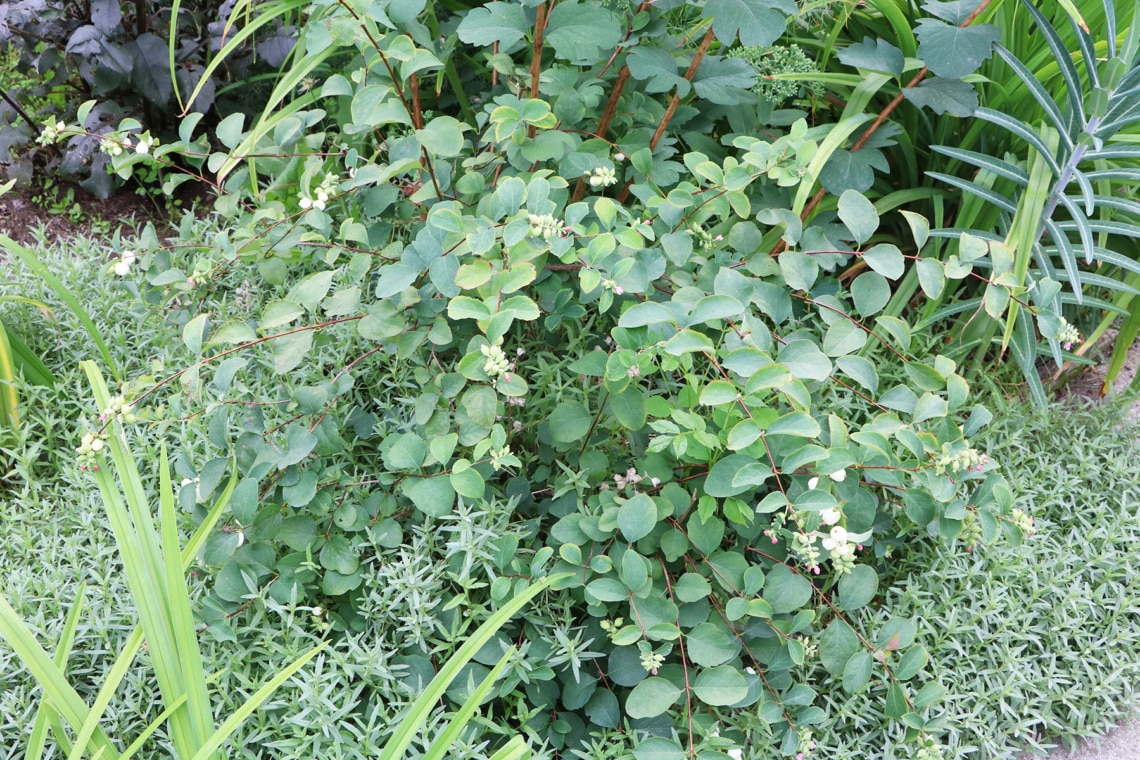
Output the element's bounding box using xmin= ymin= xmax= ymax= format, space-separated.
xmin=838 ymin=37 xmax=904 ymax=74
xmin=819 ymin=148 xmax=889 ymax=195
xmin=544 ymin=2 xmax=622 ymax=63
xmin=902 ymin=76 xmax=978 ymax=116
xmin=453 ymin=2 xmax=528 ymax=47
xmin=702 ymin=0 xmax=794 ymax=47
xmin=626 ymin=48 xmax=689 ymax=95
xmin=691 ymin=56 xmax=757 ymax=105
xmin=914 ymin=19 xmax=1000 ymax=79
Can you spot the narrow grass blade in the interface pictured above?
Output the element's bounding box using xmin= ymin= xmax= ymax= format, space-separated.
xmin=423 ymin=647 xmax=519 ymax=760
xmin=27 ymin=582 xmax=86 ymax=760
xmin=66 ymin=628 xmax=146 ymax=760
xmin=0 ymin=235 xmax=119 ymax=380
xmin=0 ymin=595 xmax=121 ymax=758
xmin=5 ymin=327 xmax=55 ymax=387
xmin=119 ymin=693 xmax=189 ymax=760
xmin=1104 ymin=300 xmax=1140 ymax=392
xmin=1009 ymin=308 xmax=1048 ymax=408
xmin=188 ymin=640 xmax=329 ymax=760
xmin=0 ymin=319 xmax=19 ymax=428
xmin=1017 ymin=0 xmax=1084 ymax=124
xmin=159 ymin=443 xmax=216 ymax=751
xmin=1043 ymin=219 xmax=1082 ymax=302
xmin=486 ymin=737 xmax=531 ymax=760
xmin=378 ymin=574 xmax=573 ymax=760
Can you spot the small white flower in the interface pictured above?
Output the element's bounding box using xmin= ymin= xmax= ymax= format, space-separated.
xmin=821 ymin=526 xmax=848 ymax=551
xmin=299 ymin=197 xmax=313 ymax=209
xmin=113 ymin=260 xmax=131 ymax=277
xmin=121 ymin=251 xmax=137 ymax=266
xmin=90 ymin=438 xmax=105 ymax=452
xmin=820 ymin=508 xmax=842 ymax=526
xmin=807 ymin=476 xmax=819 ymax=490
xmin=316 ymin=191 xmax=329 ymax=203
xmin=313 ymin=199 xmax=327 ymax=211
xmin=727 ymin=749 xmax=743 ymax=760
xmin=829 ymin=469 xmax=847 ymax=482
xmin=614 ymin=152 xmax=625 ymax=161
xmin=235 ymin=531 xmax=245 ymax=548
xmin=135 ymin=139 xmax=150 ymax=155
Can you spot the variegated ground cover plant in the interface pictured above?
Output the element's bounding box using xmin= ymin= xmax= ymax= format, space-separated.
xmin=27 ymin=0 xmax=1122 ymax=755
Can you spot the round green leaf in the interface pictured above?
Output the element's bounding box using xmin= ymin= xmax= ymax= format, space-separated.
xmin=850 ymin=271 xmax=890 ymax=316
xmin=693 ymin=666 xmax=748 ymax=706
xmin=762 ymin=564 xmax=813 ymax=614
xmin=838 ymin=565 xmax=878 ymax=611
xmin=626 ymin=677 xmax=682 ymax=719
xmin=686 ymin=622 xmax=739 ymax=667
xmin=842 ymin=650 xmax=873 ymax=694
xmin=618 ymin=493 xmax=658 ymax=543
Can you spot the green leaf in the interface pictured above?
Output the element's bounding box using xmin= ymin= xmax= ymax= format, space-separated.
xmin=862 ymin=244 xmax=905 ymax=280
xmin=693 ymin=666 xmax=749 ymax=706
xmin=914 ymin=19 xmax=1000 ymax=79
xmin=777 ymin=340 xmax=832 ymax=382
xmin=703 ymin=0 xmax=791 ymax=47
xmin=902 ymin=76 xmax=978 ymax=116
xmin=700 ymin=380 xmax=739 ymax=406
xmin=416 ymin=116 xmax=466 ymax=157
xmin=895 ymin=645 xmax=929 ymax=680
xmin=619 ymin=301 xmax=675 ymax=328
xmin=549 ymin=402 xmax=593 ymax=444
xmin=704 ymin=454 xmax=757 ymax=498
xmin=544 ymin=2 xmax=622 ymax=63
xmin=260 ymin=299 xmax=305 ymax=330
xmin=914 ymin=681 xmax=948 ymax=708
xmin=820 ymin=148 xmax=890 ymax=195
xmin=819 ymin=618 xmax=862 ymax=675
xmin=823 ymin=319 xmax=869 ymax=356
xmin=273 ymin=331 xmax=313 ymax=375
xmin=182 ymin=314 xmax=208 ymax=355
xmin=837 ymin=189 xmax=878 ymax=245
xmin=626 ymin=677 xmax=682 ymax=719
xmin=626 ymin=48 xmax=689 ymax=95
xmin=462 ymin=386 xmax=499 ymax=428
xmin=842 ymin=651 xmax=873 ymax=694
xmin=779 ymin=250 xmax=818 ymax=291
xmin=586 ymin=578 xmax=628 ymax=603
xmin=763 ymin=564 xmax=813 ymax=614
xmin=838 ymin=565 xmax=878 ymax=610
xmin=885 ymin=682 xmax=908 ymax=718
xmin=633 ymin=738 xmax=685 ymax=760
xmin=401 ymin=476 xmax=456 ymax=518
xmin=836 ymin=355 xmax=879 ymax=394
xmin=610 ymin=387 xmax=647 ymax=430
xmin=916 ymin=258 xmax=945 ymax=299
xmin=450 ymin=467 xmax=485 ymax=499
xmin=850 ymin=271 xmax=891 ymax=316
xmin=768 ymin=411 xmax=821 ymax=438
xmin=912 ymin=392 xmax=948 ymax=423
xmin=319 ymin=535 xmax=359 ymax=575
xmin=456 ymin=3 xmax=528 ymax=47
xmin=674 ymin=573 xmax=712 ymax=603
xmin=983 ymin=283 xmax=1010 ymax=318
xmin=664 ymin=329 xmax=715 ymax=355
xmin=691 ymin=56 xmax=757 ymax=105
xmin=684 ymin=619 xmax=738 ymax=669
xmin=287 ymin=271 xmax=335 ymax=310
xmin=618 ymin=494 xmax=658 ymax=543
xmin=838 ymin=37 xmax=904 ymax=74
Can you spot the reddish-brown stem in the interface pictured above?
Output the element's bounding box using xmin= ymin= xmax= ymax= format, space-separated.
xmin=616 ymin=26 xmax=715 ymax=204
xmin=410 ymin=73 xmax=423 ymax=129
xmin=528 ymin=1 xmax=550 ymax=138
xmin=650 ymin=27 xmax=714 ymax=151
